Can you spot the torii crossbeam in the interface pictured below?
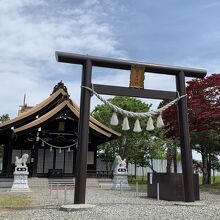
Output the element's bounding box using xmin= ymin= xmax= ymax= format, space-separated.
xmin=55 ymin=51 xmax=207 ymax=204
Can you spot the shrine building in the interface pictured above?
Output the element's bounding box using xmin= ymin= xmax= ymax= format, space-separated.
xmin=0 ymin=82 xmax=120 ymax=177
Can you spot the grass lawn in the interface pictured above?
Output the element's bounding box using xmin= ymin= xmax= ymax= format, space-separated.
xmin=0 ymin=195 xmax=31 ymax=210
xmin=200 ymin=176 xmax=220 ymax=191
xmin=200 ymin=181 xmax=220 ymax=192
xmin=214 ymin=175 xmax=220 ymax=183
xmin=128 ymin=175 xmax=147 ymax=189
xmin=129 ymin=182 xmax=148 ymax=190
xmin=129 ymin=175 xmax=220 ymax=190
xmin=199 ymin=175 xmax=220 ymax=184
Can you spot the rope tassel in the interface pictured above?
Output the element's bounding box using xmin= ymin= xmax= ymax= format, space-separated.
xmin=110 ymin=112 xmax=119 ymax=126
xmin=157 ymin=114 xmax=164 ymax=128
xmin=146 ymin=116 xmax=154 ymax=131
xmin=80 ymin=86 xmax=187 ymax=133
xmin=122 ymin=116 xmax=130 ymax=130
xmin=133 ymin=119 xmax=142 ymax=132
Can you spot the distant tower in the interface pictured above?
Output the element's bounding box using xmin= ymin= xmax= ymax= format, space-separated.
xmin=23 ymin=94 xmax=26 ymax=106
xmin=18 ymin=94 xmax=33 ymax=115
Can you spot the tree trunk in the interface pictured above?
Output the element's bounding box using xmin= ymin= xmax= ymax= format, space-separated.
xmin=134 ymin=162 xmax=137 ymax=179
xmin=146 ymin=159 xmax=157 ymax=173
xmin=173 ymin=146 xmax=177 ymax=173
xmin=166 ymin=148 xmax=172 ymax=173
xmin=202 ymin=151 xmax=209 ymax=185
xmin=121 ymin=136 xmax=126 ymax=159
xmin=213 ymin=169 xmax=215 ymax=184
xmin=150 ymin=158 xmax=154 ymax=171
xmin=207 ymin=153 xmax=212 ymax=184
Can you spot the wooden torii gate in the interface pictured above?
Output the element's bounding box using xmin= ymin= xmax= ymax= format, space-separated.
xmin=55 ymin=51 xmax=207 ymax=204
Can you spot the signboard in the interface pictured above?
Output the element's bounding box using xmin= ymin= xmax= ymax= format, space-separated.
xmin=129 ymin=65 xmax=145 ymax=89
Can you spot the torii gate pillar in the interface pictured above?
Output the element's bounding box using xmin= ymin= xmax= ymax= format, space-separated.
xmin=74 ymin=59 xmax=92 ymax=204
xmin=176 ymin=71 xmax=194 ymax=202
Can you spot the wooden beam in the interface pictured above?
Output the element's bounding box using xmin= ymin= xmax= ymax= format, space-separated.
xmin=55 ymin=51 xmax=207 ymax=78
xmin=93 ymin=84 xmax=177 ymax=100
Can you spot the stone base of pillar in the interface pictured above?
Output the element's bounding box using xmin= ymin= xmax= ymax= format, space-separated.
xmin=11 ymin=166 xmax=31 ymax=192
xmin=112 ymin=173 xmax=129 ymax=190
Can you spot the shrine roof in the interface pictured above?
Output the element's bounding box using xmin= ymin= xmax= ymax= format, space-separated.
xmin=0 ymin=88 xmax=67 ymax=129
xmin=14 ymin=100 xmax=120 ymax=138
xmin=0 ymin=81 xmax=120 ymax=139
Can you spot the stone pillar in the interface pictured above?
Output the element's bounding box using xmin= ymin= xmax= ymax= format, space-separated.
xmin=31 ymin=142 xmax=39 ymax=177
xmin=6 ymin=137 xmax=12 ymax=177
xmin=2 ymin=143 xmax=8 ymax=174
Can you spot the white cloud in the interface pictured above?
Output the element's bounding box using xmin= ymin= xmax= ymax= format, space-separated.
xmin=174 ymin=57 xmax=219 ymax=76
xmin=2 ymin=1 xmax=213 ymax=119
xmin=0 ymin=0 xmax=125 ymax=117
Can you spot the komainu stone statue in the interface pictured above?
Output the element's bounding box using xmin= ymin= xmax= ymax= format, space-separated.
xmin=11 ymin=154 xmax=30 ymax=192
xmin=113 ymin=155 xmax=127 ymax=174
xmin=112 ymin=155 xmax=129 ymax=190
xmin=15 ymin=154 xmax=29 ymax=167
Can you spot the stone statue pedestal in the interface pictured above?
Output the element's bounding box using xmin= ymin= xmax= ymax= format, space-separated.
xmin=112 ymin=167 xmax=129 ymax=190
xmin=11 ymin=166 xmax=30 ymax=192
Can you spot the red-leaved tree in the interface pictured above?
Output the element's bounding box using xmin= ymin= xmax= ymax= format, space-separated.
xmin=162 ymin=74 xmax=220 ymax=184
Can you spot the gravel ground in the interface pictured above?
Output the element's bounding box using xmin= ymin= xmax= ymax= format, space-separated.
xmin=0 ymin=187 xmax=219 ymax=220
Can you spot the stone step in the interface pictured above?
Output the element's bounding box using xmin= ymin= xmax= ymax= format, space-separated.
xmin=98 ymin=178 xmax=113 ymax=183
xmin=28 ymin=177 xmax=48 ymax=188
xmin=29 ymin=178 xmax=100 ymax=188
xmin=0 ymin=178 xmax=13 ymax=188
xmin=0 ymin=177 xmax=112 ymax=188
xmin=86 ymin=178 xmax=99 ymax=187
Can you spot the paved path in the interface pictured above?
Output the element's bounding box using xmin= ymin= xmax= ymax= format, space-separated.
xmin=0 ymin=187 xmax=219 ymax=220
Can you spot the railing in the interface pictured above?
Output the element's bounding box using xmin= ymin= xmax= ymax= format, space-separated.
xmin=48 ymin=179 xmax=75 ymax=204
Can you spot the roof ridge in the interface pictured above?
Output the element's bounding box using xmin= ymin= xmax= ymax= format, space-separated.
xmin=14 ymin=100 xmax=118 ymax=138
xmin=0 ymin=88 xmax=67 ymax=128
xmin=51 ymin=81 xmax=69 ymax=95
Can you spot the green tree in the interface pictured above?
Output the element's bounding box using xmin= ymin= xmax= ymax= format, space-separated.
xmin=0 ymin=114 xmax=10 ymax=160
xmin=191 ymin=130 xmax=220 ymax=184
xmin=0 ymin=114 xmax=10 ymax=123
xmin=92 ymin=96 xmax=166 ymax=174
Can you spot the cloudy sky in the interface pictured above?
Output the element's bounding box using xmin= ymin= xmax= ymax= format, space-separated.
xmin=1 ymin=0 xmax=219 ymax=118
